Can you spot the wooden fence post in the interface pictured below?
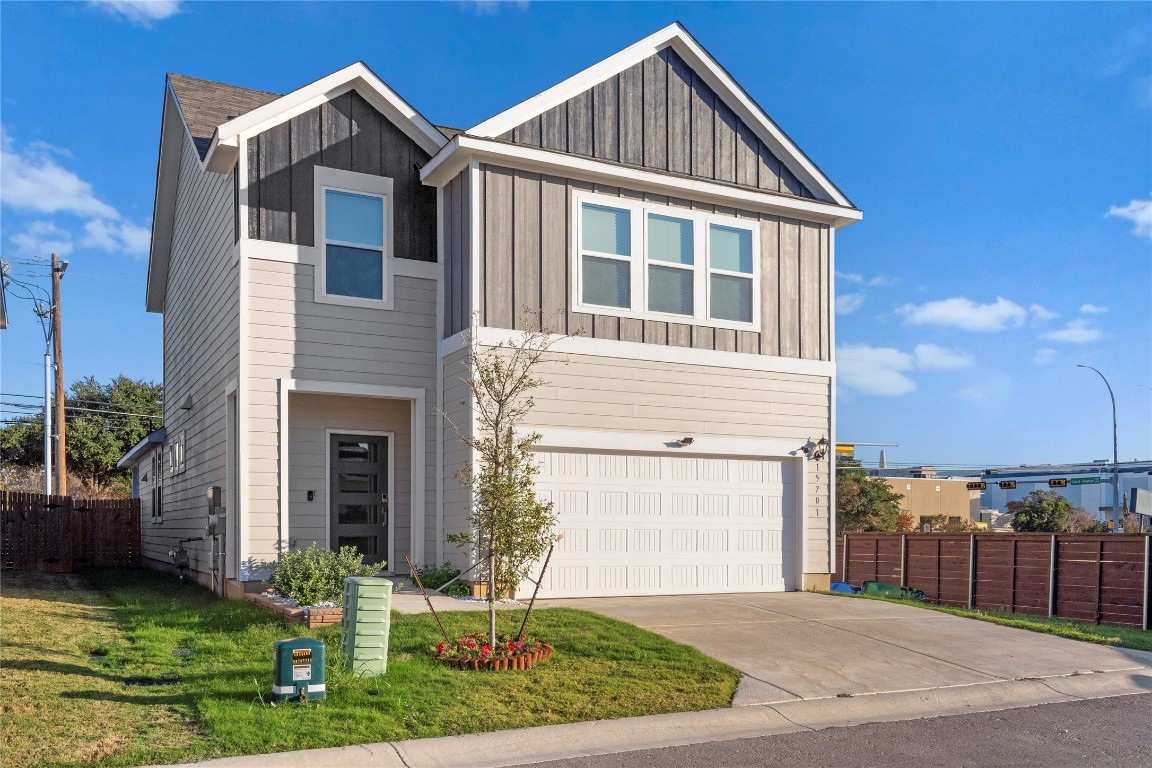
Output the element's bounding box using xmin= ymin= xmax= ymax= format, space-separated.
xmin=900 ymin=533 xmax=907 ymax=588
xmin=1048 ymin=534 xmax=1057 ymax=618
xmin=1143 ymin=535 xmax=1149 ymax=632
xmin=967 ymin=534 xmax=976 ymax=609
xmin=1009 ymin=538 xmax=1017 ymax=613
xmin=842 ymin=534 xmax=849 ymax=585
xmin=1096 ymin=538 xmax=1105 ymax=625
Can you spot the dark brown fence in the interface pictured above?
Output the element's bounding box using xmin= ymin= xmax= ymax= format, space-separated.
xmin=1 ymin=491 xmax=140 ymax=571
xmin=833 ymin=533 xmax=1151 ymax=630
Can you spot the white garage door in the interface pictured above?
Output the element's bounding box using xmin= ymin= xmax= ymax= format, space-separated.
xmin=534 ymin=449 xmax=796 ymax=598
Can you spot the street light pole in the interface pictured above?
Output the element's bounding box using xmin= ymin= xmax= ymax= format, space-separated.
xmin=1077 ymin=364 xmax=1120 ymax=533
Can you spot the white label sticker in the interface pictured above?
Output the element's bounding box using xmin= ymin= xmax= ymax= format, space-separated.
xmin=292 ymin=664 xmax=312 ymax=681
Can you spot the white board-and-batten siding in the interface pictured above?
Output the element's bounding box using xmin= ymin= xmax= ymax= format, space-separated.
xmin=151 ymin=131 xmax=240 ymax=571
xmin=244 ymin=256 xmax=439 ymax=566
xmin=520 ymin=351 xmax=833 ymax=573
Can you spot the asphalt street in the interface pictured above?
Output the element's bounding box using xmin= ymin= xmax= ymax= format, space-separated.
xmin=512 ymin=694 xmax=1152 ymax=768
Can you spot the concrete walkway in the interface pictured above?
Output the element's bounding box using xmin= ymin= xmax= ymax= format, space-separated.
xmin=156 ymin=592 xmax=1152 ymax=768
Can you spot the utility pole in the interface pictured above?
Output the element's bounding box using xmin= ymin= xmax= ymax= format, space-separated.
xmin=52 ymin=254 xmax=68 ymax=496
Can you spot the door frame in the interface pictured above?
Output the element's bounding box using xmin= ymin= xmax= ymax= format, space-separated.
xmin=326 ymin=429 xmax=395 ymax=572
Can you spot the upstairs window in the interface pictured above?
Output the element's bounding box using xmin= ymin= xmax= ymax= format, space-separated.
xmin=324 ymin=189 xmax=385 ymax=301
xmin=313 ymin=166 xmax=393 ymax=308
xmin=574 ymin=194 xmax=759 ymax=330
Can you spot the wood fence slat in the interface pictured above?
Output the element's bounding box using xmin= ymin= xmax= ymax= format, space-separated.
xmin=1 ymin=491 xmax=140 ymax=571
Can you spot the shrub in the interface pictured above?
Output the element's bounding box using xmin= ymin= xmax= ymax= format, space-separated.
xmin=268 ymin=545 xmax=380 ymax=606
xmin=411 ymin=561 xmax=469 ymax=596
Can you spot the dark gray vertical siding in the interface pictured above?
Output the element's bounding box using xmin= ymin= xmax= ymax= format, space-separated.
xmin=501 ymin=49 xmax=817 ymax=201
xmin=443 ymin=169 xmax=472 ymax=337
xmin=247 ymin=89 xmax=436 ymax=262
xmin=479 ymin=165 xmax=829 ymax=360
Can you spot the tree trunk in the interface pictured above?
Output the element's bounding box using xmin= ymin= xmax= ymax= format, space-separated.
xmin=488 ymin=547 xmax=497 ymax=644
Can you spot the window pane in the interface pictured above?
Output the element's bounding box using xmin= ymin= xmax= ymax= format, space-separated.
xmin=648 ymin=265 xmax=693 ymax=315
xmin=710 ymin=225 xmax=753 ymax=273
xmin=338 ymin=441 xmax=377 ymax=463
xmin=338 ymin=504 xmax=380 ymax=525
xmin=710 ymin=274 xmax=753 ymax=322
xmin=648 ymin=214 xmax=693 ymax=265
xmin=326 ymin=244 xmax=383 ymax=300
xmin=582 ymin=255 xmax=630 ymax=308
xmin=582 ymin=203 xmax=631 ymax=256
xmin=339 ymin=473 xmax=378 ymax=493
xmin=326 ymin=190 xmax=383 ymax=246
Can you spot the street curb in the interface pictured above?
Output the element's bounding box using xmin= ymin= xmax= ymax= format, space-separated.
xmin=152 ymin=669 xmax=1151 ymax=768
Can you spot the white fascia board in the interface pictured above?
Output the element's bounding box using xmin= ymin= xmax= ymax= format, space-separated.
xmin=146 ymin=86 xmax=188 ymax=313
xmin=422 ymin=136 xmax=862 ymax=228
xmin=466 ymin=22 xmax=852 ymax=209
xmin=439 ymin=327 xmax=835 ymax=378
xmin=204 ymin=62 xmax=447 ymax=172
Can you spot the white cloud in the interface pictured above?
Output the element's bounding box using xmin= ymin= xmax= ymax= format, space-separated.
xmin=1041 ymin=320 xmax=1103 ymax=344
xmin=1 ymin=128 xmax=149 ymax=259
xmin=1106 ymin=199 xmax=1152 ymax=240
xmin=898 ymin=296 xmax=1028 ymax=333
xmin=466 ymin=0 xmax=530 ymax=14
xmin=836 ymin=271 xmax=889 ymax=287
xmin=9 ymin=221 xmax=74 ymax=258
xmin=89 ymin=0 xmax=182 ymax=25
xmin=838 ymin=344 xmax=916 ymax=396
xmin=836 ymin=271 xmax=863 ymax=284
xmin=836 ymin=293 xmax=865 ymax=315
xmin=913 ymin=343 xmax=974 ymax=371
xmin=81 ymin=219 xmax=150 ymax=257
xmin=1033 ymin=348 xmax=1058 ymax=366
xmin=1028 ymin=303 xmax=1058 ymax=324
xmin=1080 ymin=304 xmax=1108 ymax=314
xmin=1 ymin=128 xmax=117 ymax=218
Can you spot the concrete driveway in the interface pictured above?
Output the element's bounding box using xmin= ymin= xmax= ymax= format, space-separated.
xmin=540 ymin=592 xmax=1152 ymax=705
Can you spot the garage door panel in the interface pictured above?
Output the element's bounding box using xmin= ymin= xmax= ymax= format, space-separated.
xmin=535 ymin=448 xmax=798 ymax=598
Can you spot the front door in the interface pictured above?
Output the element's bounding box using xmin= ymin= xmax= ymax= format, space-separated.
xmin=329 ymin=434 xmax=389 ymax=566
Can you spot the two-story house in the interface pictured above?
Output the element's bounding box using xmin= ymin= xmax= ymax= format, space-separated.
xmin=125 ymin=23 xmax=860 ymax=599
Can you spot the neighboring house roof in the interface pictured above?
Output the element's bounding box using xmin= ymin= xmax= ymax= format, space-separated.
xmin=117 ymin=428 xmax=166 ymax=470
xmin=166 ymin=74 xmax=280 ymax=159
xmin=435 ymin=125 xmax=466 ymax=140
xmin=467 ymin=22 xmax=854 ymax=209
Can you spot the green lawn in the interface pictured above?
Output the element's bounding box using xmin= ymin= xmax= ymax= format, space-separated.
xmin=824 ymin=591 xmax=1152 ymax=652
xmin=2 ymin=569 xmax=739 ymax=768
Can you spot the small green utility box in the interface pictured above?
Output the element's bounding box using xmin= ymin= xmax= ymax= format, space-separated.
xmin=341 ymin=576 xmax=393 ymax=676
xmin=273 ymin=638 xmax=326 ymax=702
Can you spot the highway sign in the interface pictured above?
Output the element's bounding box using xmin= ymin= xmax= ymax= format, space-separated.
xmin=1070 ymin=477 xmax=1101 ymax=486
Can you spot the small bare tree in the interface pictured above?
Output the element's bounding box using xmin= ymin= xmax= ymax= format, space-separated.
xmin=447 ymin=320 xmax=562 ymax=644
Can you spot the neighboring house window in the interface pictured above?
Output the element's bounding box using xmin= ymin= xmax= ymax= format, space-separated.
xmin=574 ymin=194 xmax=759 ymax=330
xmin=167 ymin=431 xmax=186 ymax=477
xmin=151 ymin=450 xmax=164 ymax=523
xmin=315 ymin=167 xmax=394 ymax=308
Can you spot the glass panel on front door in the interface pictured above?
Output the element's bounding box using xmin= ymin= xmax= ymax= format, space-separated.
xmin=330 ymin=434 xmax=388 ymax=567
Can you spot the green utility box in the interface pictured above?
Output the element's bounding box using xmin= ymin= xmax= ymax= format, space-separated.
xmin=272 ymin=638 xmax=326 ymax=702
xmin=863 ymin=581 xmax=926 ymax=602
xmin=341 ymin=576 xmax=393 ymax=676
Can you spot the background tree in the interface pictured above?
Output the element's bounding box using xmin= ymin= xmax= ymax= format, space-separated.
xmin=836 ymin=459 xmax=904 ymax=533
xmin=447 ymin=324 xmax=560 ymax=644
xmin=0 ymin=375 xmax=161 ymax=496
xmin=1008 ymin=490 xmax=1077 ymax=532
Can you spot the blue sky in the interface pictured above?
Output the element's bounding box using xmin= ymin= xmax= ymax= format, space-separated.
xmin=1 ymin=1 xmax=1149 ymax=469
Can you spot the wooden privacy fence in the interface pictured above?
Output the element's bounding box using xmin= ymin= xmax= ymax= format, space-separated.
xmin=834 ymin=533 xmax=1151 ymax=630
xmin=1 ymin=491 xmax=140 ymax=572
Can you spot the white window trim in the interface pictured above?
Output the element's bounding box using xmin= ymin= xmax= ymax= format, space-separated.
xmin=571 ymin=192 xmax=760 ymax=332
xmin=314 ymin=166 xmax=395 ymax=310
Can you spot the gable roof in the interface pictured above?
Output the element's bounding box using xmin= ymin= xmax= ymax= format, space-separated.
xmin=201 ymin=61 xmax=449 ymax=172
xmin=167 ymin=74 xmax=280 ymax=159
xmin=468 ymin=22 xmax=853 ymax=208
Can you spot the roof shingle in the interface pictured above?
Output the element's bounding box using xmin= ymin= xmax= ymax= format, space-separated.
xmin=167 ymin=73 xmax=281 ymax=159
